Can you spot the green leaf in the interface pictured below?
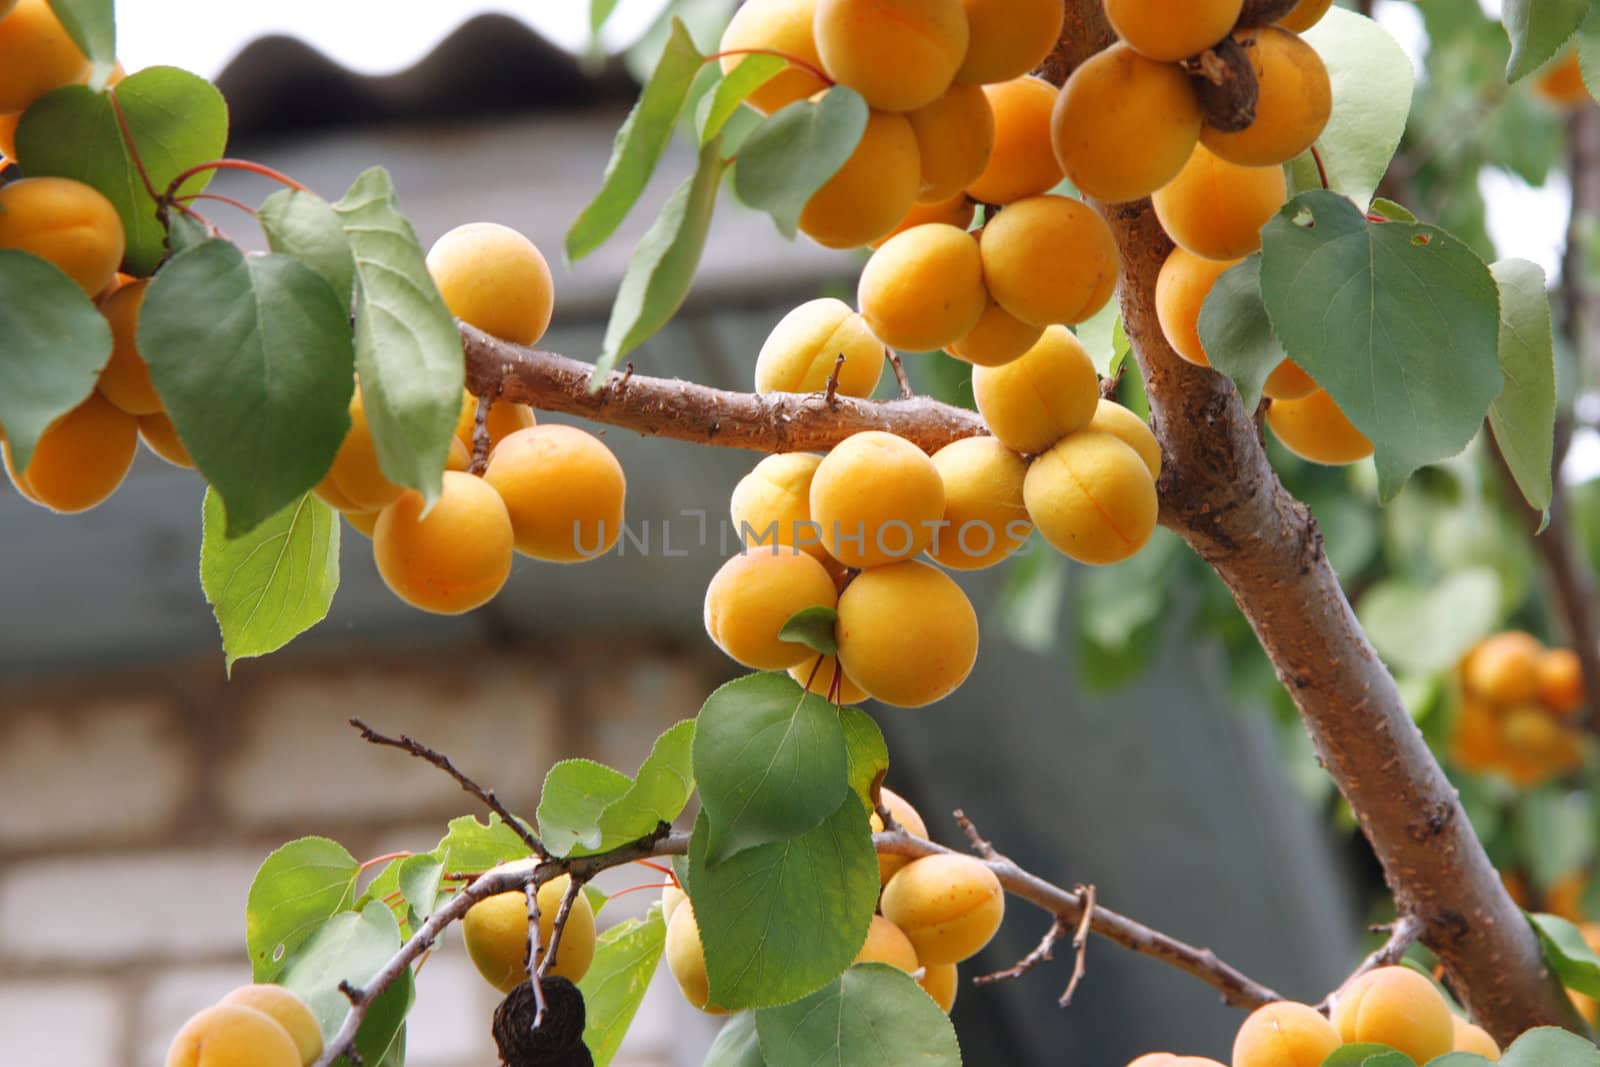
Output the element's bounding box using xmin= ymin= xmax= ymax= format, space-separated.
xmin=1427 ymin=1056 xmax=1497 ymax=1067
xmin=567 ymin=19 xmax=705 ymax=262
xmin=1075 ymin=298 xmax=1125 ymax=378
xmin=578 ymin=908 xmax=668 ymax=1067
xmin=538 ymin=720 xmax=696 ymax=858
xmin=1500 ymin=1025 xmax=1600 ymax=1066
xmin=46 ymin=0 xmax=115 ymax=84
xmin=688 ymin=797 xmax=878 ymax=1011
xmin=597 ymin=719 xmax=697 ymax=847
xmin=433 ymin=814 xmax=538 ymax=874
xmin=333 ymin=167 xmax=464 ymax=509
xmin=692 ymin=673 xmax=850 ymax=865
xmin=246 ymin=837 xmax=359 ymax=982
xmin=1287 ymin=8 xmax=1416 ymax=210
xmin=280 ymin=901 xmax=413 ymax=1065
xmin=1319 ymin=1046 xmax=1410 ymax=1067
xmin=706 ymin=1015 xmax=767 ymax=1067
xmin=733 ymin=87 xmax=867 ymax=238
xmin=840 ymin=706 xmax=888 ymax=812
xmin=1197 ymin=255 xmax=1286 ymax=412
xmin=597 ymin=137 xmax=727 ymax=379
xmin=1578 ymin=9 xmax=1600 ymax=101
xmin=1530 ymin=913 xmax=1600 ymax=998
xmin=1358 ymin=1056 xmax=1416 ymax=1067
xmin=0 ymin=251 xmax=112 ymax=473
xmin=583 ymin=883 xmax=610 ymax=918
xmin=1259 ymin=191 xmax=1503 ymax=500
xmin=139 ymin=239 xmax=354 ymax=535
xmin=1356 ymin=567 xmax=1500 ymax=674
xmin=539 ymin=760 xmax=635 ymax=857
xmin=699 ymin=55 xmax=787 ymax=145
xmin=590 ymin=0 xmax=623 ymax=37
xmin=1371 ymin=198 xmax=1418 ymax=224
xmin=1487 ymin=259 xmax=1556 ymax=518
xmin=778 ymin=606 xmax=840 ymax=657
xmin=754 ymin=964 xmax=961 ymax=1067
xmin=15 ymin=67 xmax=229 ymax=276
xmin=1503 ymin=0 xmax=1588 ymax=82
xmin=398 ymin=854 xmax=444 ymax=924
xmin=260 ymin=189 xmax=357 ymax=311
xmin=200 ymin=489 xmax=339 ymax=673
xmin=1514 ymin=788 xmax=1594 ymax=892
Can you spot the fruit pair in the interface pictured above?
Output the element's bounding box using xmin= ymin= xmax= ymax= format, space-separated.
xmin=166 ymin=983 xmax=323 ymax=1067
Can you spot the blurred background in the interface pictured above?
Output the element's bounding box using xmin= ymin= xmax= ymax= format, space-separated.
xmin=3 ymin=1 xmax=1598 ymax=1064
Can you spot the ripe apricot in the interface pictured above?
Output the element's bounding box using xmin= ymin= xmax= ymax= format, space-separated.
xmin=0 ymin=0 xmax=90 ymax=113
xmin=1539 ymin=648 xmax=1585 ymax=716
xmin=1452 ymin=1017 xmax=1500 ymax=1059
xmin=1154 ymin=247 xmax=1238 ymax=366
xmin=946 ymin=301 xmax=1044 ymax=367
xmin=929 ymin=436 xmax=1031 ymax=570
xmin=426 ymin=222 xmax=554 ymax=346
xmin=907 ymin=84 xmax=995 ymax=204
xmin=325 ymin=389 xmax=404 ymax=512
xmin=343 ymin=509 xmax=380 ymax=538
xmin=880 ymin=853 xmax=1004 ymax=964
xmin=1264 ymin=359 xmax=1317 ymax=400
xmin=1107 ymin=0 xmax=1242 ymax=62
xmin=1535 ymin=51 xmax=1590 ymax=110
xmin=870 ymin=785 xmax=930 ymax=883
xmin=1201 ymin=28 xmax=1332 ymax=167
xmin=955 ymin=0 xmax=1063 ymax=85
xmin=1087 ymin=399 xmax=1161 ymax=479
xmin=1278 ymin=0 xmax=1334 ymax=33
xmin=971 ymin=326 xmax=1100 ymax=454
xmin=666 ymin=903 xmax=729 ymax=1014
xmin=453 ymin=391 xmax=536 ymax=454
xmin=0 ymin=176 xmax=126 ymax=297
xmin=165 ymin=1003 xmax=302 ymax=1067
xmin=1052 ymin=43 xmax=1203 ymax=203
xmin=836 ymin=559 xmax=979 ymax=707
xmin=855 ymin=914 xmax=920 ymax=972
xmin=731 ymin=452 xmax=826 ymax=558
xmin=1152 ymin=144 xmax=1286 ymax=260
xmin=1025 ymin=431 xmax=1159 ymax=565
xmin=483 ymin=424 xmax=626 ymax=562
xmin=462 ymin=870 xmax=597 ymax=993
xmin=1450 ymin=697 xmax=1501 ymax=774
xmin=919 ymin=962 xmax=959 ymax=1012
xmin=1232 ymin=1001 xmax=1340 ymax=1067
xmin=810 ymin=431 xmax=945 ymax=568
xmin=813 ymin=0 xmax=969 ymax=113
xmin=872 ymin=194 xmax=975 ymax=249
xmin=0 ymin=111 xmax=18 ymax=162
xmin=1265 ymin=390 xmax=1373 ymax=465
xmin=1461 ymin=632 xmax=1543 ymax=704
xmin=857 ymin=223 xmax=986 ymax=352
xmin=372 ymin=471 xmax=514 ymax=614
xmin=754 ymin=297 xmax=886 ymax=397
xmin=1126 ymin=1058 xmax=1225 ymax=1067
xmin=718 ymin=0 xmax=828 ymax=115
xmin=661 ymin=882 xmax=688 ymax=924
xmin=978 ymin=196 xmax=1119 ymax=328
xmin=4 ymin=391 xmax=137 ymax=512
xmin=703 ymin=548 xmax=840 ymax=670
xmin=965 ymin=77 xmax=1063 ymax=206
xmin=138 ymin=412 xmax=194 ymax=469
xmin=790 ymin=654 xmax=871 ymax=704
xmin=799 ymin=104 xmax=921 ymax=249
xmin=95 ymin=279 xmax=162 ymax=415
xmin=1332 ymin=967 xmax=1454 ymax=1064
xmin=218 ymin=986 xmax=323 ymax=1067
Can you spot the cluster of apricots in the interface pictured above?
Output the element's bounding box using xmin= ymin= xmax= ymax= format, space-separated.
xmin=0 ymin=0 xmax=127 ymax=161
xmin=460 ymin=862 xmax=600 ymax=993
xmin=1130 ymin=965 xmax=1501 ymax=1066
xmin=313 ymin=222 xmax=627 ymax=616
xmin=664 ymin=786 xmax=1002 ymax=1014
xmin=166 ymin=982 xmax=324 ymax=1067
xmin=1450 ymin=631 xmax=1587 ymax=786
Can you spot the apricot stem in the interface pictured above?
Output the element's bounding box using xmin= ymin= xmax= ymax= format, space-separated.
xmin=359 ymin=851 xmax=414 ymax=874
xmin=1310 ymin=144 xmax=1330 ymax=190
xmin=162 ymin=158 xmax=311 ymax=204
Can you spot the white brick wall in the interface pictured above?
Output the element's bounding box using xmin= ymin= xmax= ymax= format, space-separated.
xmin=0 ymin=980 xmax=124 ymax=1067
xmin=131 ymin=964 xmax=254 ymax=1067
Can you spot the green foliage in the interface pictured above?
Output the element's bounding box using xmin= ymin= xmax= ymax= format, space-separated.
xmin=1357 ymin=568 xmax=1500 ymax=675
xmin=0 ymin=250 xmax=112 ymax=473
xmin=397 ymin=853 xmax=444 ymax=925
xmin=15 ymin=66 xmax=228 ymax=276
xmin=840 ymin=705 xmax=889 ymax=813
xmin=1319 ymin=1046 xmax=1411 ymax=1067
xmin=754 ymin=964 xmax=961 ymax=1067
xmin=699 ymin=55 xmax=786 ymax=145
xmin=579 ymin=907 xmax=668 ymax=1067
xmin=1197 ymin=255 xmax=1283 ymax=412
xmin=1486 ymin=259 xmax=1557 ymax=518
xmin=538 ymin=719 xmax=695 ymax=857
xmin=46 ymin=0 xmax=115 ymax=85
xmin=1498 ymin=1027 xmax=1600 ymax=1066
xmin=433 ymin=813 xmax=539 ymax=873
xmin=246 ymin=837 xmax=359 ymax=982
xmin=1530 ymin=912 xmax=1600 ymax=998
xmin=280 ymin=901 xmax=412 ymax=1064
xmin=707 ymin=1014 xmax=767 ymax=1066
xmin=1073 ymin=528 xmax=1183 ymax=693
xmin=1075 ymin=298 xmax=1129 ymax=379
xmin=1513 ymin=788 xmax=1594 ymax=891
xmin=259 ymin=189 xmax=357 ymax=310
xmin=200 ymin=488 xmax=340 ymax=673
xmin=1502 ymin=0 xmax=1588 ymax=82
xmin=733 ymin=88 xmax=869 ymax=237
xmin=779 ymin=606 xmax=840 ymax=657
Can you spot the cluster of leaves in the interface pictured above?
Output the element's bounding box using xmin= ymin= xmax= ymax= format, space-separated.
xmin=1321 ymin=1027 xmax=1600 ymax=1067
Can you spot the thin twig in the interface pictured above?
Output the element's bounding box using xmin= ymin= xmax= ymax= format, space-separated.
xmin=538 ymin=877 xmax=585 ymax=980
xmin=1059 ymin=884 xmax=1096 ymax=1007
xmin=824 ymin=353 xmax=847 ymax=406
xmin=469 ymin=392 xmax=493 ymax=476
xmin=1314 ymin=914 xmax=1423 ymax=1014
xmin=974 ymin=917 xmax=1066 ymax=986
xmin=954 ymin=809 xmax=999 ymax=860
xmin=524 ymin=880 xmax=546 ymax=1030
xmin=886 ymin=348 xmax=914 ymax=399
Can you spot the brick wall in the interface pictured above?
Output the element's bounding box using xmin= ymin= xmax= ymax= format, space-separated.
xmin=0 ymin=639 xmax=726 ymax=1066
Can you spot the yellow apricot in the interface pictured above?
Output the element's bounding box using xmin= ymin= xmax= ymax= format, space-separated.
xmin=718 ymin=0 xmax=828 ymax=115
xmin=870 ymin=785 xmax=930 ymax=883
xmin=137 ymin=412 xmax=194 ymax=469
xmin=1232 ymin=1001 xmax=1340 ymax=1067
xmin=946 ymin=301 xmax=1045 ymax=368
xmin=165 ymin=1004 xmax=302 ymax=1067
xmin=1264 ymin=359 xmax=1317 ymax=401
xmin=919 ymin=962 xmax=959 ymax=1012
xmin=1450 ymin=697 xmax=1502 ymax=774
xmin=326 ymin=389 xmax=404 ymax=511
xmin=907 ymin=84 xmax=995 ymax=204
xmin=372 ymin=471 xmax=514 ymax=614
xmin=4 ymin=390 xmax=136 ymax=513
xmin=1331 ymin=966 xmax=1454 ymax=1065
xmin=978 ymin=196 xmax=1119 ymax=328
xmin=790 ymin=654 xmax=871 ymax=704
xmin=856 ymin=914 xmax=920 ymax=972
xmin=955 ymin=0 xmax=1063 ymax=85
xmin=836 ymin=560 xmax=979 ymax=707
xmin=453 ymin=392 xmax=536 ymax=454
xmin=1277 ymin=0 xmax=1334 ymax=33
xmin=1452 ymin=1017 xmax=1500 ymax=1059
xmin=799 ymin=104 xmax=921 ymax=249
xmin=95 ymin=278 xmax=162 ymax=415
xmin=1087 ymin=399 xmax=1161 ymax=479
xmin=1106 ymin=0 xmax=1242 ymax=63
xmin=880 ymin=853 xmax=1004 ymax=965
xmin=703 ymin=548 xmax=840 ymax=670
xmin=929 ymin=436 xmax=1031 ymax=570
xmin=1126 ymin=1058 xmax=1226 ymax=1067
xmin=1154 ymin=247 xmax=1238 ymax=367
xmin=0 ymin=0 xmax=90 ymax=113
xmin=666 ymin=903 xmax=729 ymax=1014
xmin=1052 ymin=43 xmax=1203 ymax=203
xmin=1539 ymin=647 xmax=1585 ymax=716
xmin=661 ymin=883 xmax=688 ymax=924
xmin=871 ymin=194 xmax=975 ymax=249
xmin=754 ymin=297 xmax=886 ymax=397
xmin=426 ymin=222 xmax=554 ymax=346
xmin=857 ymin=223 xmax=986 ymax=352
xmin=731 ymin=452 xmax=827 ymax=558
xmin=0 ymin=176 xmax=126 ymax=297
xmin=1461 ymin=632 xmax=1543 ymax=705
xmin=965 ymin=77 xmax=1063 ymax=206
xmin=1265 ymin=390 xmax=1373 ymax=465
xmin=343 ymin=509 xmax=380 ymax=538
xmin=810 ymin=431 xmax=946 ymax=568
xmin=0 ymin=110 xmax=17 ymax=162
xmin=1024 ymin=431 xmax=1159 ymax=565
xmin=1152 ymin=144 xmax=1286 ymax=260
xmin=1201 ymin=28 xmax=1331 ymax=167
xmin=462 ymin=870 xmax=597 ymax=993
xmin=971 ymin=326 xmax=1100 ymax=454
xmin=218 ymin=986 xmax=323 ymax=1067
xmin=813 ymin=0 xmax=969 ymax=113
xmin=1535 ymin=51 xmax=1590 ymax=111
xmin=483 ymin=424 xmax=626 ymax=562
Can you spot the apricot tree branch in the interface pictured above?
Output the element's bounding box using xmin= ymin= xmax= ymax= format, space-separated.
xmin=1315 ymin=915 xmax=1423 ymax=1014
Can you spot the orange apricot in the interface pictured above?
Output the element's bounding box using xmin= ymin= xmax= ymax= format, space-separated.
xmin=870 ymin=786 xmax=929 ymax=882
xmin=1154 ymin=247 xmax=1239 ymax=366
xmin=462 ymin=869 xmax=597 ymax=992
xmin=855 ymin=914 xmax=920 ymax=972
xmin=0 ymin=110 xmax=18 ymax=162
xmin=95 ymin=278 xmax=162 ymax=415
xmin=754 ymin=297 xmax=886 ymax=397
xmin=372 ymin=471 xmax=514 ymax=614
xmin=326 ymin=388 xmax=403 ymax=512
xmin=483 ymin=424 xmax=626 ymax=562
xmin=955 ymin=0 xmax=1064 ymax=85
xmin=217 ymin=985 xmax=323 ymax=1067
xmin=343 ymin=509 xmax=380 ymax=538
xmin=813 ymin=0 xmax=969 ymax=113
xmin=1151 ymin=143 xmax=1286 ymax=260
xmin=0 ymin=0 xmax=90 ymax=113
xmin=1331 ymin=967 xmax=1454 ymax=1065
xmin=971 ymin=326 xmax=1100 ymax=454
xmin=871 ymin=194 xmax=976 ymax=249
xmin=810 ymin=431 xmax=946 ymax=568
xmin=1087 ymin=399 xmax=1161 ymax=478
xmin=666 ymin=904 xmax=729 ymax=1014
xmin=1462 ymin=632 xmax=1544 ymax=704
xmin=965 ymin=76 xmax=1063 ymax=206
xmin=928 ymin=436 xmax=1031 ymax=570
xmin=1264 ymin=359 xmax=1317 ymax=400
xmin=1201 ymin=28 xmax=1332 ymax=167
xmin=798 ymin=103 xmax=921 ymax=248
xmin=426 ymin=222 xmax=554 ymax=346
xmin=4 ymin=391 xmax=137 ymax=512
xmin=1106 ymin=0 xmax=1243 ymax=63
xmin=1232 ymin=1001 xmax=1341 ymax=1067
xmin=1025 ymin=431 xmax=1159 ymax=565
xmin=919 ymin=962 xmax=959 ymax=1012
xmin=1539 ymin=647 xmax=1586 ymax=716
xmin=945 ymin=300 xmax=1045 ymax=367
xmin=836 ymin=560 xmax=979 ymax=707
xmin=453 ymin=391 xmax=536 ymax=454
xmin=137 ymin=412 xmax=194 ymax=469
xmin=703 ymin=548 xmax=840 ymax=670
xmin=857 ymin=223 xmax=987 ymax=352
xmin=1278 ymin=0 xmax=1334 ymax=33
xmin=978 ymin=196 xmax=1119 ymax=328
xmin=1452 ymin=1016 xmax=1500 ymax=1059
xmin=731 ymin=452 xmax=827 ymax=558
xmin=1265 ymin=390 xmax=1373 ymax=466
xmin=1534 ymin=50 xmax=1590 ymax=111
xmin=880 ymin=853 xmax=1004 ymax=964
xmin=718 ymin=0 xmax=828 ymax=115
xmin=0 ymin=176 xmax=126 ymax=297
xmin=164 ymin=1004 xmax=301 ymax=1067
xmin=907 ymin=83 xmax=995 ymax=204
